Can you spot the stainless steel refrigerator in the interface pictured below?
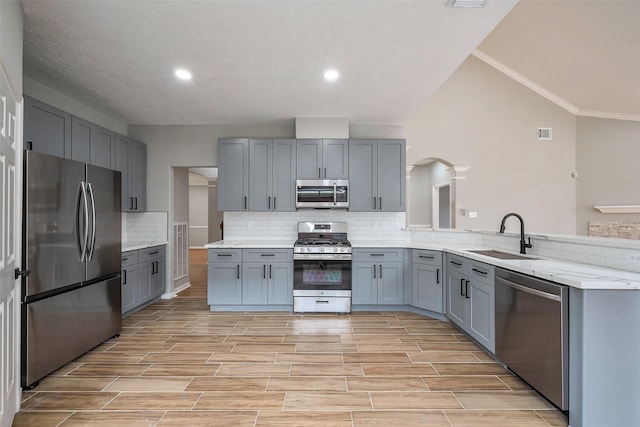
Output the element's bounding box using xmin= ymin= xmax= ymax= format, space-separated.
xmin=21 ymin=150 xmax=122 ymax=388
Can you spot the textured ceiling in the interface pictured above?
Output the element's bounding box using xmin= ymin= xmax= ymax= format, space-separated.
xmin=478 ymin=0 xmax=640 ymax=119
xmin=22 ymin=0 xmax=517 ymax=125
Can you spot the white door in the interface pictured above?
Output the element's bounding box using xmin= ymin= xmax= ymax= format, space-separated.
xmin=0 ymin=67 xmax=21 ymax=426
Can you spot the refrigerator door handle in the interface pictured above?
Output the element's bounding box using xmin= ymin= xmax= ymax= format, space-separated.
xmin=76 ymin=181 xmax=89 ymax=262
xmin=86 ymin=182 xmax=97 ymax=261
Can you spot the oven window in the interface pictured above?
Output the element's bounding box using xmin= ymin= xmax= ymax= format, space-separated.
xmin=294 ymin=260 xmax=351 ymax=290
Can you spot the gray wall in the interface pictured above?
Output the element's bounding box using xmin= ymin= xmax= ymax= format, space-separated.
xmin=576 ymin=117 xmax=640 ymax=234
xmin=0 ymin=0 xmax=23 ymax=94
xmin=406 ymin=55 xmax=577 ymax=235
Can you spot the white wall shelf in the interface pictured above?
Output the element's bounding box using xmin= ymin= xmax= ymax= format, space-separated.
xmin=594 ymin=205 xmax=640 ymax=213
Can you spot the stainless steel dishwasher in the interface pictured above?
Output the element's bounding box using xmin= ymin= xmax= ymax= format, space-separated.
xmin=495 ymin=268 xmax=569 ymax=411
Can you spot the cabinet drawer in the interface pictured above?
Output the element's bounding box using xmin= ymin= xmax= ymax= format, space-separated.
xmin=468 ymin=261 xmax=494 ymax=286
xmin=353 ymin=248 xmax=403 ymax=262
xmin=446 ymin=254 xmax=466 ymax=273
xmin=139 ymin=245 xmax=166 ymax=262
xmin=412 ymin=250 xmax=442 ymax=265
xmin=208 ymin=249 xmax=242 ymax=263
xmin=243 ymin=249 xmax=292 ymax=263
xmin=121 ymin=250 xmax=139 ymax=267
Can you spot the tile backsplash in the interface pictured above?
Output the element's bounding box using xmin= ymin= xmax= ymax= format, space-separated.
xmin=223 ymin=211 xmax=408 ymax=242
xmin=123 ymin=211 xmax=168 ymax=243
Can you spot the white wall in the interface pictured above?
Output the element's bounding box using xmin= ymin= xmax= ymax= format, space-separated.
xmin=576 ymin=117 xmax=640 ymax=235
xmin=0 ymin=0 xmax=23 ymax=94
xmin=208 ymin=181 xmax=223 ymax=242
xmin=405 ymin=56 xmax=577 ymax=235
xmin=23 ymin=77 xmax=128 ymax=134
xmin=172 ymin=167 xmax=189 ymax=290
xmin=188 ymin=173 xmax=209 ymax=247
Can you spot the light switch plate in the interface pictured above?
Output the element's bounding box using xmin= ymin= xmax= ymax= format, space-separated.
xmin=468 ymin=211 xmax=478 ymax=218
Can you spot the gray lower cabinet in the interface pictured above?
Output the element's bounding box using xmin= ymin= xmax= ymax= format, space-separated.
xmin=121 ymin=245 xmax=166 ymax=316
xmin=349 ymin=139 xmax=406 ymax=212
xmin=411 ymin=250 xmax=443 ymax=313
xmin=352 ymin=248 xmax=404 ymax=305
xmin=296 ymin=138 xmax=349 ymax=180
xmin=445 ymin=254 xmax=495 ymax=352
xmin=208 ymin=249 xmax=292 ymax=307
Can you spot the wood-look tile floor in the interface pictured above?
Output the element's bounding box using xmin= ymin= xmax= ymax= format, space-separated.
xmin=14 ymin=300 xmax=569 ymax=426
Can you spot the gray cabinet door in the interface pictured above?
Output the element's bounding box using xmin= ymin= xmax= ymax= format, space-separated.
xmin=70 ymin=116 xmax=93 ymax=164
xmin=412 ymin=263 xmax=442 ymax=312
xmin=24 ymin=96 xmax=72 ymax=158
xmin=151 ymin=257 xmax=165 ymax=298
xmin=268 ymin=263 xmax=293 ymax=304
xmin=121 ymin=264 xmax=138 ymax=313
xmin=446 ymin=269 xmax=467 ymax=329
xmin=323 ymin=139 xmax=349 ymax=179
xmin=467 ymin=279 xmax=495 ymax=353
xmin=296 ymin=139 xmax=322 ymax=179
xmin=377 ymin=139 xmax=406 ymax=212
xmin=272 ymin=139 xmax=296 ymax=211
xmin=128 ymin=140 xmax=146 ymax=211
xmin=352 ymin=262 xmax=377 ymax=304
xmin=207 ymin=263 xmax=242 ymax=305
xmin=242 ymin=263 xmax=269 ymax=305
xmin=348 ymin=139 xmax=377 ymax=211
xmin=137 ymin=261 xmax=153 ymax=303
xmin=249 ymin=139 xmax=272 ymax=211
xmin=114 ymin=134 xmax=130 ymax=210
xmin=378 ymin=262 xmax=404 ymax=305
xmin=218 ymin=139 xmax=249 ymax=211
xmin=93 ymin=125 xmax=116 ymax=169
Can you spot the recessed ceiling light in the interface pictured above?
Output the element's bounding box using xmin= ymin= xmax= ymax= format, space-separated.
xmin=175 ymin=69 xmax=192 ymax=80
xmin=324 ymin=69 xmax=339 ymax=81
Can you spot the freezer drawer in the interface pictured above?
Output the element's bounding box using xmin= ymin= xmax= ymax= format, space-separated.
xmin=22 ymin=277 xmax=121 ymax=388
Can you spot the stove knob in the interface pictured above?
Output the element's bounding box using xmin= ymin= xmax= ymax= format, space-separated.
xmin=333 ymin=248 xmax=338 ymax=252
xmin=320 ymin=247 xmax=325 ymax=252
xmin=341 ymin=248 xmax=346 ymax=252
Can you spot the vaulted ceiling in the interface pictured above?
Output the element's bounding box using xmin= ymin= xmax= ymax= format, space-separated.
xmin=21 ymin=0 xmax=639 ymax=126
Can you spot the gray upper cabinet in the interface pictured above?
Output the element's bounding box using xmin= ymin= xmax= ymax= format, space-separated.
xmin=24 ymin=96 xmax=72 ymax=158
xmin=115 ymin=134 xmax=147 ymax=212
xmin=249 ymin=139 xmax=296 ymax=212
xmin=296 ymin=139 xmax=348 ymax=180
xmin=349 ymin=139 xmax=406 ymax=212
xmin=71 ymin=116 xmax=116 ymax=168
xmin=218 ymin=138 xmax=249 ymax=211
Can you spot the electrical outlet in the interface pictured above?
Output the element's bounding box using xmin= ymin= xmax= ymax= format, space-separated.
xmin=626 ymin=252 xmax=640 ymax=264
xmin=468 ymin=211 xmax=478 ymax=218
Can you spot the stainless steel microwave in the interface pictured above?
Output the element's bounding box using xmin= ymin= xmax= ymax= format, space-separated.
xmin=296 ymin=180 xmax=349 ymax=208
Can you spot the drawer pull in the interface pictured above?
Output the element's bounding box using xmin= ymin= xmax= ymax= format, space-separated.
xmin=370 ymin=254 xmax=385 ymax=257
xmin=217 ymin=254 xmax=232 ymax=257
xmin=316 ymin=300 xmax=330 ymax=304
xmin=260 ymin=254 xmax=275 ymax=257
xmin=472 ymin=268 xmax=488 ymax=275
xmin=122 ymin=257 xmax=128 ymax=261
xmin=419 ymin=255 xmax=434 ymax=259
xmin=148 ymin=251 xmax=159 ymax=255
xmin=450 ymin=260 xmax=462 ymax=267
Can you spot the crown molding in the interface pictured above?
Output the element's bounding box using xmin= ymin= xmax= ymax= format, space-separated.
xmin=472 ymin=50 xmax=640 ymax=123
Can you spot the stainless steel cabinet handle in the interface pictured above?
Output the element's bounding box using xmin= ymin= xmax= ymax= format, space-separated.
xmin=465 ymin=280 xmax=470 ymax=299
xmin=373 ymin=265 xmax=377 ymax=278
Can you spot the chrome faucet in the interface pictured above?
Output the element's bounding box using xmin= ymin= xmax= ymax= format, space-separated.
xmin=499 ymin=213 xmax=532 ymax=254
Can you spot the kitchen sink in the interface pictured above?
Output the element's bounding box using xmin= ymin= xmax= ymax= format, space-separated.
xmin=466 ymin=249 xmax=536 ymax=260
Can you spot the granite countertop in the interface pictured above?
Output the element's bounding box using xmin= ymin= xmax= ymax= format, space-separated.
xmin=122 ymin=241 xmax=168 ymax=252
xmin=204 ymin=239 xmax=640 ymax=291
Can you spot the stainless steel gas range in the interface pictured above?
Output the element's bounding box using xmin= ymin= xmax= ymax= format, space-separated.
xmin=293 ymin=222 xmax=352 ymax=313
